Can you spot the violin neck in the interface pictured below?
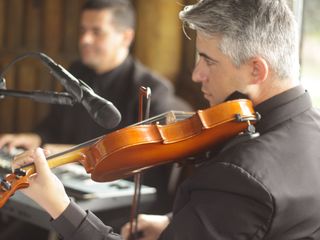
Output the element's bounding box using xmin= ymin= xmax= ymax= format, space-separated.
xmin=47 ymin=151 xmax=83 ymax=168
xmin=20 ymin=148 xmax=87 ymax=175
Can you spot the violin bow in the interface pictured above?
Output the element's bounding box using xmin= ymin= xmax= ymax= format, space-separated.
xmin=129 ymin=86 xmax=152 ymax=240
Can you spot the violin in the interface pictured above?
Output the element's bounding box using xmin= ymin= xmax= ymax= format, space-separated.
xmin=0 ymin=99 xmax=258 ymax=208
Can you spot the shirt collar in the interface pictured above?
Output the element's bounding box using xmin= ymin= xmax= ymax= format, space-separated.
xmin=255 ymin=85 xmax=312 ymax=133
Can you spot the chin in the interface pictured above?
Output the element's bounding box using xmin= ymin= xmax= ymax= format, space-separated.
xmin=209 ymin=101 xmax=217 ymax=107
xmin=81 ymin=52 xmax=97 ymax=63
xmin=81 ymin=58 xmax=97 ymax=68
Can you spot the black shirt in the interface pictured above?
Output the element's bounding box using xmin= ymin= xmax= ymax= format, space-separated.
xmin=36 ymin=55 xmax=191 ymax=144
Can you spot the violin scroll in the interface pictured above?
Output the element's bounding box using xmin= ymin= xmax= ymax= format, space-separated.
xmin=0 ymin=168 xmax=32 ymax=208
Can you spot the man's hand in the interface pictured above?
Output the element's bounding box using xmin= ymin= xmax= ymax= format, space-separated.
xmin=12 ymin=148 xmax=70 ymax=219
xmin=0 ymin=133 xmax=41 ymax=152
xmin=121 ymin=214 xmax=170 ymax=240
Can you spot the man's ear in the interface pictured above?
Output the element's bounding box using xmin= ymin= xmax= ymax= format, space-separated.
xmin=122 ymin=28 xmax=135 ymax=48
xmin=249 ymin=57 xmax=269 ymax=84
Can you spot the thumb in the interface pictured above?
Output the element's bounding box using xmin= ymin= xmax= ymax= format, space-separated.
xmin=33 ymin=148 xmax=51 ymax=175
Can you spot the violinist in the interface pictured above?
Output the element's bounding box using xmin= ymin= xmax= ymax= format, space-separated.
xmin=12 ymin=0 xmax=320 ymax=239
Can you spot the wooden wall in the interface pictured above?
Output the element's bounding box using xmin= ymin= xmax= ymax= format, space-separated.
xmin=0 ymin=0 xmax=85 ymax=133
xmin=0 ymin=0 xmax=202 ymax=133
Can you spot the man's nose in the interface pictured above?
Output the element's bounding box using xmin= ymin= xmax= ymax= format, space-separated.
xmin=192 ymin=61 xmax=208 ymax=83
xmin=80 ymin=31 xmax=94 ymax=44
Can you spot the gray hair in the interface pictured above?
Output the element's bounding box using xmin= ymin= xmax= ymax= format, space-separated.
xmin=179 ymin=0 xmax=300 ymax=80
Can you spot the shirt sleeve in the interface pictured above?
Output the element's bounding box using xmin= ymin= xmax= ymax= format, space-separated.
xmin=51 ymin=201 xmax=122 ymax=240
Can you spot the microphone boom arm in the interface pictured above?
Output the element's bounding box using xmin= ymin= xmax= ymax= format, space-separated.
xmin=0 ymin=88 xmax=75 ymax=106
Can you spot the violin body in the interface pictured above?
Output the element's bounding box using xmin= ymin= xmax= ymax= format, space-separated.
xmin=0 ymin=99 xmax=258 ymax=207
xmin=82 ymin=99 xmax=257 ymax=181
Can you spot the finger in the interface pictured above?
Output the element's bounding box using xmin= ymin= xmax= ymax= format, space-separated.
xmin=10 ymin=136 xmax=36 ymax=151
xmin=120 ymin=222 xmax=131 ymax=240
xmin=136 ymin=214 xmax=149 ymax=229
xmin=0 ymin=135 xmax=12 ymax=149
xmin=121 ymin=222 xmax=142 ymax=240
xmin=12 ymin=150 xmax=34 ymax=170
xmin=43 ymin=148 xmax=51 ymax=157
xmin=33 ymin=148 xmax=51 ymax=176
xmin=8 ymin=139 xmax=22 ymax=152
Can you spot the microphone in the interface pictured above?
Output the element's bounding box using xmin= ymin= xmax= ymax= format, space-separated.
xmin=38 ymin=53 xmax=121 ymax=129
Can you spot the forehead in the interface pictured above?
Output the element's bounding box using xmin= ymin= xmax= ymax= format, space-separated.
xmin=80 ymin=9 xmax=114 ymax=28
xmin=196 ymin=33 xmax=221 ymax=53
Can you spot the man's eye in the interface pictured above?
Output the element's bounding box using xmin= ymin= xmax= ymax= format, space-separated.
xmin=205 ymin=58 xmax=215 ymax=66
xmin=79 ymin=28 xmax=86 ymax=35
xmin=93 ymin=30 xmax=102 ymax=36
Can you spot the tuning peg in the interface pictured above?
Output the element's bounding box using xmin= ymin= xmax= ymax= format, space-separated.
xmin=14 ymin=168 xmax=27 ymax=177
xmin=0 ymin=178 xmax=11 ymax=191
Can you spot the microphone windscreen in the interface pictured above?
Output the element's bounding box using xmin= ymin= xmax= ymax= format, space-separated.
xmin=81 ymin=88 xmax=121 ymax=129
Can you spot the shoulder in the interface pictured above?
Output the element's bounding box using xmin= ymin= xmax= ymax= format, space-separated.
xmin=189 ymin=144 xmax=274 ymax=205
xmin=181 ymin=135 xmax=278 ymax=207
xmin=68 ymin=60 xmax=84 ymax=72
xmin=68 ymin=60 xmax=94 ymax=80
xmin=130 ymin=58 xmax=173 ymax=91
xmin=129 ymin=57 xmax=192 ymax=112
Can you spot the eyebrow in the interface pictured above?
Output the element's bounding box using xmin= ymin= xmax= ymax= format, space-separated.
xmin=198 ymin=52 xmax=219 ymax=63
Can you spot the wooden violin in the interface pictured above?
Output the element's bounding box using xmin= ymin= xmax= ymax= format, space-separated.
xmin=0 ymin=99 xmax=258 ymax=208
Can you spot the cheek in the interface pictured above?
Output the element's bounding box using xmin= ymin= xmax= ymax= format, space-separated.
xmin=207 ymin=74 xmax=233 ymax=102
xmin=95 ymin=38 xmax=109 ymax=50
xmin=100 ymin=36 xmax=122 ymax=53
xmin=206 ymin=69 xmax=221 ymax=90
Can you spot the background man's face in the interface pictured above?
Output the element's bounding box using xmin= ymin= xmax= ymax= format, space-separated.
xmin=79 ymin=9 xmax=128 ymax=73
